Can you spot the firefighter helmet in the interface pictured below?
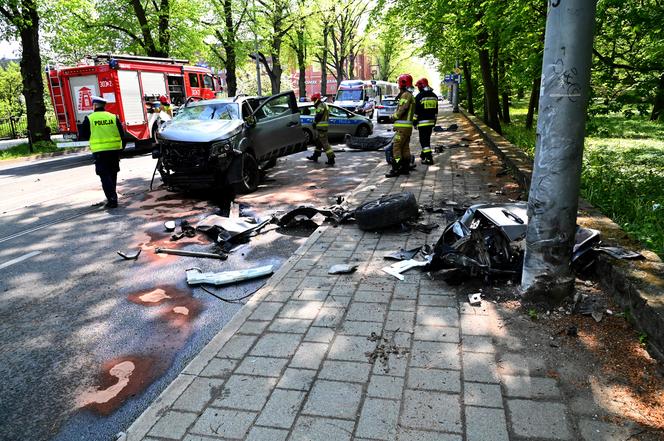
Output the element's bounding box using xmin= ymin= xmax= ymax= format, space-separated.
xmin=310 ymin=93 xmax=322 ymax=103
xmin=159 ymin=95 xmax=170 ymax=104
xmin=415 ymin=78 xmax=429 ymax=90
xmin=397 ymin=74 xmax=413 ymax=89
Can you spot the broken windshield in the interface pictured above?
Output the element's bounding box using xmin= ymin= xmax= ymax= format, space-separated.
xmin=175 ymin=103 xmax=240 ymax=121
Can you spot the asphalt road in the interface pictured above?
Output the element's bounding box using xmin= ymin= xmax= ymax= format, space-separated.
xmin=0 ymin=129 xmax=387 ymax=441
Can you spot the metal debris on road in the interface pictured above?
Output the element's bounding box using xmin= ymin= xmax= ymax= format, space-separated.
xmin=186 ymin=265 xmax=274 ymax=286
xmin=155 ymin=248 xmax=227 ymax=260
xmin=197 ymin=214 xmax=274 ymax=251
xmin=328 ymin=264 xmax=358 ymax=274
xmin=117 ymin=249 xmax=142 ymax=260
xmin=163 ymin=221 xmax=176 ymax=232
xmin=276 ymin=205 xmax=353 ymax=227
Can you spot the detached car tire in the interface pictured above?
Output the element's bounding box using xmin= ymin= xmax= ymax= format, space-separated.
xmin=354 ymin=192 xmax=418 ymax=230
xmin=232 ymin=153 xmax=260 ymax=194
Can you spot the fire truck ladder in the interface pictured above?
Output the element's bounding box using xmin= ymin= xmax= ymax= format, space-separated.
xmin=47 ymin=67 xmax=70 ymax=131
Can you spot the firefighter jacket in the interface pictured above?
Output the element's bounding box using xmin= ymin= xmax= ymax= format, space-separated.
xmin=314 ymin=102 xmax=330 ymax=130
xmin=414 ymin=87 xmax=439 ymax=127
xmin=391 ymin=90 xmax=415 ymax=129
xmin=80 ymin=110 xmax=125 ymax=152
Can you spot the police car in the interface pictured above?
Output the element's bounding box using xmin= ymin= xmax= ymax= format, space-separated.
xmin=298 ymin=102 xmax=373 ymax=145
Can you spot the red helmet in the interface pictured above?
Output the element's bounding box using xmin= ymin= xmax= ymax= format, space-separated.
xmin=159 ymin=95 xmax=170 ymax=104
xmin=397 ymin=74 xmax=413 ymax=89
xmin=310 ymin=93 xmax=322 ymax=102
xmin=415 ymin=78 xmax=429 ymax=89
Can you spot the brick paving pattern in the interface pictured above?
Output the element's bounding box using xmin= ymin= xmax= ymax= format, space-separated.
xmin=127 ymin=108 xmax=603 ymax=440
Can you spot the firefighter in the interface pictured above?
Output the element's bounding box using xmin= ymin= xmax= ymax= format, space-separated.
xmin=387 ymin=73 xmax=415 ymax=177
xmin=78 ymin=96 xmax=125 ymax=208
xmin=306 ymin=92 xmax=335 ymax=166
xmin=414 ymin=78 xmax=439 ymax=165
xmin=159 ymin=95 xmax=173 ymax=117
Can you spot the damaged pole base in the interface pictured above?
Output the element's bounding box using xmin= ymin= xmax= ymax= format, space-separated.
xmin=520 ymin=274 xmax=575 ymax=305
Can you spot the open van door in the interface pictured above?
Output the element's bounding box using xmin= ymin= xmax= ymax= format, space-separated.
xmin=248 ymin=91 xmax=305 ymax=161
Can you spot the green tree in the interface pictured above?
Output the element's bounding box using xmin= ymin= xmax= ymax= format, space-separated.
xmin=208 ymin=0 xmax=247 ymax=96
xmin=47 ymin=0 xmax=207 ymax=61
xmin=0 ymin=62 xmax=25 ymax=117
xmin=0 ymin=0 xmax=50 ymax=141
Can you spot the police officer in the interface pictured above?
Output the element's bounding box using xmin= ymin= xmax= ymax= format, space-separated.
xmin=78 ymin=96 xmax=125 ymax=208
xmin=414 ymin=78 xmax=439 ymax=165
xmin=306 ymin=93 xmax=335 ymax=166
xmin=387 ymin=73 xmax=415 ymax=177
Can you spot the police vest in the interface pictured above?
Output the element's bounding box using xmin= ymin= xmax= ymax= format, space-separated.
xmin=88 ymin=111 xmax=122 ymax=152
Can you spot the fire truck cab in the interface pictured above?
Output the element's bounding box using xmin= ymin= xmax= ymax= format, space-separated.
xmin=47 ymin=54 xmax=221 ymax=146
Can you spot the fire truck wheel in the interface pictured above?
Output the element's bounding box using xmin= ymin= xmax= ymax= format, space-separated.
xmin=232 ymin=152 xmax=260 ymax=194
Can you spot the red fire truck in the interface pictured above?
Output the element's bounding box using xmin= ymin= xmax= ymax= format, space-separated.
xmin=47 ymin=54 xmax=222 ymax=146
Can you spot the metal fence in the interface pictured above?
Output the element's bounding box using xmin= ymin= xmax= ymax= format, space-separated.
xmin=0 ymin=114 xmax=59 ymax=140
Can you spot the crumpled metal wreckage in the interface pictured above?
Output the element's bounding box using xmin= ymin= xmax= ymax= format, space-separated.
xmin=424 ymin=202 xmax=643 ymax=281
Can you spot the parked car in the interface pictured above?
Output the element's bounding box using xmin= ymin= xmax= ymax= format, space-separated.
xmin=376 ymin=96 xmax=397 ymax=124
xmin=155 ymin=91 xmax=306 ymax=193
xmin=298 ymin=102 xmax=373 ymax=145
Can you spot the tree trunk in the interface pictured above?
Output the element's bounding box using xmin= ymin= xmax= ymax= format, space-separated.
xmin=525 ymin=75 xmax=541 ymax=130
xmin=499 ymin=59 xmax=510 ymax=123
xmin=225 ymin=46 xmax=237 ymax=97
xmin=651 ymin=72 xmax=664 ymax=121
xmin=222 ymin=0 xmax=236 ymax=96
xmin=478 ymin=47 xmax=502 ymax=134
xmin=502 ymin=92 xmax=511 ymax=124
xmin=320 ymin=26 xmax=328 ymax=96
xmin=297 ymin=30 xmax=306 ymax=99
xmin=19 ymin=13 xmax=49 ymax=142
xmin=269 ymin=36 xmax=283 ymax=94
xmin=492 ymin=41 xmax=502 ymax=121
xmin=462 ymin=61 xmax=474 ymax=114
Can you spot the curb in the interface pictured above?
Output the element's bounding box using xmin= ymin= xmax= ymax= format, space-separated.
xmin=461 ymin=109 xmax=664 ymax=361
xmin=125 ymin=159 xmax=387 ymax=440
xmin=0 ymin=147 xmax=90 ymax=166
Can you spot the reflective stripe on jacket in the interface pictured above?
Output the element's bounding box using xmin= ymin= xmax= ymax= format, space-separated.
xmin=88 ymin=111 xmax=123 ymax=152
xmin=415 ymin=88 xmax=438 ymax=125
xmin=315 ymin=102 xmax=330 ymax=129
xmin=392 ymin=90 xmax=415 ymax=126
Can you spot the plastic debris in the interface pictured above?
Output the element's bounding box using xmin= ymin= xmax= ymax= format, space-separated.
xmin=328 ymin=264 xmax=358 ymax=274
xmin=382 ymin=259 xmax=428 ymax=280
xmin=117 ymin=249 xmax=142 ymax=260
xmin=384 ymin=247 xmax=422 ymax=261
xmin=186 ymin=265 xmax=274 ymax=286
xmin=468 ymin=293 xmax=482 ymax=306
xmin=164 ymin=220 xmax=176 ymax=232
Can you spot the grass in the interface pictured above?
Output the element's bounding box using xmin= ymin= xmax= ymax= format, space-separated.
xmin=501 ymin=100 xmax=664 ymax=257
xmin=0 ymin=140 xmax=72 ymax=161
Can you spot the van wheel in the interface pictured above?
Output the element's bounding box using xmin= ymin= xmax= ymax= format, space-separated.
xmin=232 ymin=153 xmax=260 ymax=194
xmin=356 ymin=124 xmax=371 ymax=137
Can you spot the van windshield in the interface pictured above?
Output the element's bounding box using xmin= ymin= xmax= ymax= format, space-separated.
xmin=336 ymin=89 xmax=363 ymax=101
xmin=175 ymin=103 xmax=240 ymax=121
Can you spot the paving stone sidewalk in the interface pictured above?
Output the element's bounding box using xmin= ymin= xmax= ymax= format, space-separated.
xmin=126 ymin=108 xmax=611 ymax=441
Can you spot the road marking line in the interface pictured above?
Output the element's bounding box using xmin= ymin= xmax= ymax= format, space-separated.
xmin=0 ymin=250 xmax=42 ymax=270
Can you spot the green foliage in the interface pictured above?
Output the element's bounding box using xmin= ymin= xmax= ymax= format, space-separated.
xmin=0 ymin=62 xmax=24 ymax=118
xmin=45 ymin=0 xmax=209 ymax=62
xmin=528 ymin=308 xmax=538 ymax=321
xmin=638 ymin=331 xmax=648 ymax=346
